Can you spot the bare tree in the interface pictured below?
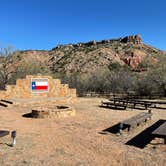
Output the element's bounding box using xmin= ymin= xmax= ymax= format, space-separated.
xmin=0 ymin=46 xmax=17 ymax=89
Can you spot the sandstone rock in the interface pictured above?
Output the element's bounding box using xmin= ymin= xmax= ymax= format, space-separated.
xmin=1 ymin=35 xmax=164 ymax=79
xmin=123 ymin=50 xmax=147 ymax=68
xmin=76 ymin=43 xmax=83 ymax=47
xmin=120 ymin=35 xmax=142 ymax=44
xmin=101 ymin=40 xmax=111 ymax=44
xmin=85 ymin=40 xmax=97 ymax=46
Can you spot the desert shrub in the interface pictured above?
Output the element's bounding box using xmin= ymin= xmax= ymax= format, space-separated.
xmin=84 ymin=47 xmax=96 ymax=54
xmin=55 ymin=67 xmax=136 ymax=96
xmin=137 ymin=57 xmax=155 ymax=69
xmin=8 ymin=62 xmax=51 ymax=85
xmin=109 ymin=69 xmax=136 ymax=94
xmin=135 ymin=62 xmax=166 ymax=96
xmin=0 ymin=46 xmax=16 ymax=89
xmin=108 ymin=62 xmax=121 ymax=71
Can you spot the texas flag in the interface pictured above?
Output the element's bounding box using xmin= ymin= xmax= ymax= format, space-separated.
xmin=31 ymin=78 xmax=48 ymax=92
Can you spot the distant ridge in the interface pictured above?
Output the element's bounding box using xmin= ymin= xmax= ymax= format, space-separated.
xmin=2 ymin=35 xmax=166 ymax=76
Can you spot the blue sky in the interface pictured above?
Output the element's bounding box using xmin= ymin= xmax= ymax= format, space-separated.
xmin=0 ymin=0 xmax=165 ymax=50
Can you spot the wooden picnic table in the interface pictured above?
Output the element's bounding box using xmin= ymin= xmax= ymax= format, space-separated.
xmin=0 ymin=130 xmax=17 ymax=147
xmin=109 ymin=99 xmax=153 ymax=109
xmin=119 ymin=112 xmax=152 ymax=133
xmin=101 ymin=101 xmax=127 ymax=110
xmin=152 ymin=122 xmax=166 ymax=144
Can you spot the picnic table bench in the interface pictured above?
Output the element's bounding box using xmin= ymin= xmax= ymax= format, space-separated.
xmin=110 ymin=99 xmax=153 ymax=110
xmin=101 ymin=101 xmax=127 ymax=110
xmin=0 ymin=130 xmax=10 ymax=137
xmin=152 ymin=122 xmax=166 ymax=144
xmin=119 ymin=111 xmax=152 ymax=134
xmin=0 ymin=130 xmax=17 ymax=146
xmin=129 ymin=101 xmax=152 ymax=109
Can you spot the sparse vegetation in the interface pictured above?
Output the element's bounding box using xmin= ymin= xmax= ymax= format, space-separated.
xmin=54 ymin=61 xmax=166 ymax=97
xmin=0 ymin=46 xmax=18 ymax=89
xmin=0 ymin=35 xmax=166 ymax=98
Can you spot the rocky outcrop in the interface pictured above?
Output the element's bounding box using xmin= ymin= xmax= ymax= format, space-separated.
xmin=122 ymin=50 xmax=147 ymax=68
xmin=52 ymin=35 xmax=142 ymax=50
xmin=2 ymin=35 xmax=164 ymax=78
xmin=120 ymin=35 xmax=142 ymax=44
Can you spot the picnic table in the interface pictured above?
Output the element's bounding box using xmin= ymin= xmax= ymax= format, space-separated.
xmin=109 ymin=98 xmax=153 ymax=110
xmin=152 ymin=122 xmax=166 ymax=144
xmin=101 ymin=101 xmax=127 ymax=110
xmin=119 ymin=111 xmax=152 ymax=134
xmin=0 ymin=130 xmax=17 ymax=146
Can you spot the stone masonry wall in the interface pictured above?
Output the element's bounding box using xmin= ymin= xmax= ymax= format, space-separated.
xmin=0 ymin=75 xmax=77 ymax=99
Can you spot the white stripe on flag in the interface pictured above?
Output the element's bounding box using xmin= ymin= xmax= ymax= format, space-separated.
xmin=36 ymin=81 xmax=48 ymax=86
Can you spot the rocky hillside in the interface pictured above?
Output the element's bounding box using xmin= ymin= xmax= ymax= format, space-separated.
xmin=6 ymin=35 xmax=166 ymax=75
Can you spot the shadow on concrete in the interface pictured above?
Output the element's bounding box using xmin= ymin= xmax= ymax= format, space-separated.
xmin=22 ymin=113 xmax=32 ymax=118
xmin=125 ymin=119 xmax=166 ymax=149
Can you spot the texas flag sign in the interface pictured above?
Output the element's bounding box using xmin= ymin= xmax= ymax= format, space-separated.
xmin=31 ymin=78 xmax=48 ymax=92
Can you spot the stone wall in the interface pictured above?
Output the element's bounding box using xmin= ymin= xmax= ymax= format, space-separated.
xmin=31 ymin=106 xmax=76 ymax=118
xmin=0 ymin=75 xmax=77 ymax=99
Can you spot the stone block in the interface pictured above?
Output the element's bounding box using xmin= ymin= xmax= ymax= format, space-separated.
xmin=0 ymin=75 xmax=77 ymax=102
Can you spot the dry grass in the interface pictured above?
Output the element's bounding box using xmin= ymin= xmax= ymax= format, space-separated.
xmin=0 ymin=97 xmax=165 ymax=166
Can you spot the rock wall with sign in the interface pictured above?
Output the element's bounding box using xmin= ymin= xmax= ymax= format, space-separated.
xmin=0 ymin=75 xmax=77 ymax=100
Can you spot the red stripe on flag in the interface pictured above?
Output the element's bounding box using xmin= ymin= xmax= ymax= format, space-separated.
xmin=36 ymin=86 xmax=48 ymax=90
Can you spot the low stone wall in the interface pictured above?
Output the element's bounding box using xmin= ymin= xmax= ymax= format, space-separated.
xmin=0 ymin=75 xmax=77 ymax=101
xmin=31 ymin=106 xmax=76 ymax=118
